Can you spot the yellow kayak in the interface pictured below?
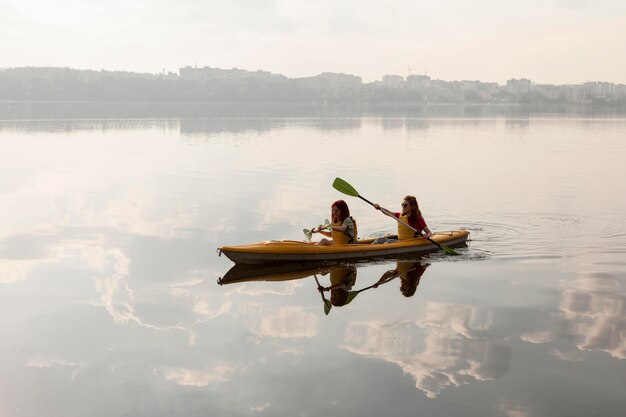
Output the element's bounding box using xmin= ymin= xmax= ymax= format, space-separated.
xmin=218 ymin=230 xmax=469 ymax=264
xmin=218 ymin=262 xmax=332 ymax=285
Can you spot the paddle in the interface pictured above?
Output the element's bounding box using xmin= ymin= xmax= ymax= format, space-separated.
xmin=332 ymin=177 xmax=460 ymax=256
xmin=303 ymin=219 xmax=332 ymax=242
xmin=344 ymin=266 xmax=414 ymax=304
xmin=313 ymin=275 xmax=332 ymax=315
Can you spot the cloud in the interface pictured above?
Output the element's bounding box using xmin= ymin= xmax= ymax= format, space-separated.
xmin=254 ymin=306 xmax=318 ymax=339
xmin=0 ymin=258 xmax=48 ymax=284
xmin=558 ymin=273 xmax=626 ymax=359
xmin=226 ymin=281 xmax=303 ymax=297
xmin=249 ymin=402 xmax=271 ymax=412
xmin=25 ymin=356 xmax=86 ymax=379
xmin=342 ymin=302 xmax=510 ymax=398
xmin=160 ymin=364 xmax=237 ymax=386
xmin=497 ymin=398 xmax=532 ymax=417
xmin=520 ymin=331 xmax=554 ymax=344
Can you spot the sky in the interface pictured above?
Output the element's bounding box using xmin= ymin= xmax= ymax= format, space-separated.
xmin=1 ymin=0 xmax=625 ymax=84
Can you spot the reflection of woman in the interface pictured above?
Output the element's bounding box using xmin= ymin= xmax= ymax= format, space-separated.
xmin=316 ymin=261 xmax=429 ymax=312
xmin=375 ymin=261 xmax=430 ymax=297
xmin=397 ymin=261 xmax=429 ymax=297
xmin=317 ymin=265 xmax=357 ymax=306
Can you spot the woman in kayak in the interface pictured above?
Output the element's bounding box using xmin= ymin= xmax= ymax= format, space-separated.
xmin=374 ymin=195 xmax=433 ymax=239
xmin=314 ymin=199 xmax=357 ymax=246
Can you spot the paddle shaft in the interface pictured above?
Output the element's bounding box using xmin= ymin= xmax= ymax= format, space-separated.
xmin=347 ymin=266 xmax=419 ymax=300
xmin=382 ymin=211 xmax=451 ymax=251
xmin=313 ymin=275 xmax=332 ymax=314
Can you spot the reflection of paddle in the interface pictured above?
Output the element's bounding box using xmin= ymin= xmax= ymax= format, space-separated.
xmin=303 ymin=219 xmax=332 ymax=242
xmin=344 ymin=266 xmax=415 ymax=304
xmin=332 ymin=177 xmax=459 ymax=256
xmin=313 ymin=275 xmax=332 ymax=315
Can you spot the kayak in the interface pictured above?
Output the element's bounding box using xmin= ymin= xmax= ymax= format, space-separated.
xmin=218 ymin=262 xmax=332 ymax=285
xmin=218 ymin=230 xmax=469 ymax=264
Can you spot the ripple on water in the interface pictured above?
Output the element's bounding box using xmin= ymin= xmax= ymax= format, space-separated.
xmin=456 ymin=212 xmax=626 ymax=260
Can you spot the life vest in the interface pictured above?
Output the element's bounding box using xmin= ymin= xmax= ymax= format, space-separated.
xmin=397 ymin=215 xmax=418 ymax=240
xmin=330 ymin=266 xmax=356 ymax=287
xmin=396 ymin=261 xmax=414 ymax=277
xmin=331 ymin=217 xmax=357 ymax=245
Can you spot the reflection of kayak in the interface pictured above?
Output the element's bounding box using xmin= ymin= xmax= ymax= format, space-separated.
xmin=218 ymin=262 xmax=331 ymax=285
xmin=218 ymin=230 xmax=469 ymax=264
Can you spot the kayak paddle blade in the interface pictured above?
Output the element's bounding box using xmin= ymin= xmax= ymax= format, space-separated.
xmin=323 ymin=300 xmax=332 ymax=315
xmin=346 ymin=291 xmax=359 ymax=305
xmin=440 ymin=244 xmax=460 ymax=256
xmin=333 ymin=177 xmax=359 ymax=197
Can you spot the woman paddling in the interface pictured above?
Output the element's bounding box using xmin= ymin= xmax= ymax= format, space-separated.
xmin=374 ymin=195 xmax=432 ymax=240
xmin=313 ymin=199 xmax=357 ymax=246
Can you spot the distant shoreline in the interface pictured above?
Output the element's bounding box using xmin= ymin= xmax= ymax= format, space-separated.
xmin=2 ymin=67 xmax=625 ymax=107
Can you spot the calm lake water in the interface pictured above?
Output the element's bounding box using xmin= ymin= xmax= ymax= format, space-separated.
xmin=1 ymin=103 xmax=625 ymax=417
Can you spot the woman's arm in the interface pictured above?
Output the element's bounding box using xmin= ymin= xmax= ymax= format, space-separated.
xmin=312 ymin=225 xmax=332 ymax=237
xmin=373 ymin=269 xmax=399 ymax=288
xmin=373 ymin=204 xmax=396 ymax=218
xmin=418 ymin=217 xmax=433 ymax=237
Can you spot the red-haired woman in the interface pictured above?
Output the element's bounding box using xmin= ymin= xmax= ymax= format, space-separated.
xmin=314 ymin=199 xmax=357 ymax=246
xmin=374 ymin=195 xmax=432 ymax=240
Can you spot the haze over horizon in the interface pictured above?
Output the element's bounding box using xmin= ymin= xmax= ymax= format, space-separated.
xmin=2 ymin=0 xmax=625 ymax=85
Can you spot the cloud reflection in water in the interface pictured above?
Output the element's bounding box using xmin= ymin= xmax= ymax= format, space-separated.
xmin=558 ymin=273 xmax=626 ymax=359
xmin=342 ymin=302 xmax=511 ymax=398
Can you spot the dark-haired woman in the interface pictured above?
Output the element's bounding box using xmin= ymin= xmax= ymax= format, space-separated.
xmin=314 ymin=199 xmax=357 ymax=246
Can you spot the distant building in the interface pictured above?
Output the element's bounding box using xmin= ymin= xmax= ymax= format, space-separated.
xmin=179 ymin=66 xmax=284 ymax=81
xmin=561 ymin=85 xmax=586 ymax=103
xmin=458 ymin=80 xmax=481 ymax=92
xmin=406 ymin=74 xmax=431 ymax=88
xmin=482 ymin=82 xmax=500 ymax=95
xmin=583 ymin=82 xmax=615 ymax=98
xmin=506 ymin=78 xmax=532 ymax=95
xmin=382 ymin=75 xmax=404 ymax=88
xmin=316 ymin=72 xmax=362 ymax=88
xmin=534 ymin=84 xmax=561 ymax=101
xmin=614 ymin=84 xmax=626 ymax=97
xmin=295 ymin=72 xmax=362 ymax=93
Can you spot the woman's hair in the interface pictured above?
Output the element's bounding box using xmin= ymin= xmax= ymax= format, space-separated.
xmin=330 ymin=289 xmax=349 ymax=306
xmin=399 ymin=263 xmax=428 ymax=297
xmin=400 ymin=273 xmax=420 ymax=297
xmin=403 ymin=195 xmax=422 ymax=223
xmin=332 ymin=199 xmax=350 ymax=223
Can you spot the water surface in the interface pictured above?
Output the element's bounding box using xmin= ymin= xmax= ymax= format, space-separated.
xmin=1 ymin=104 xmax=625 ymax=416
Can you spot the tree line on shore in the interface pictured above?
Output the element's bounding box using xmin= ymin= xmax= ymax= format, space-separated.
xmin=1 ymin=66 xmax=625 ymax=106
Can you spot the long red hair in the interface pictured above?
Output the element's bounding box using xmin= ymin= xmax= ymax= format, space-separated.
xmin=332 ymin=200 xmax=350 ymax=223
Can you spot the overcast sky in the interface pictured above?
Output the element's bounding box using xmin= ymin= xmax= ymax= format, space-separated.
xmin=1 ymin=0 xmax=625 ymax=84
